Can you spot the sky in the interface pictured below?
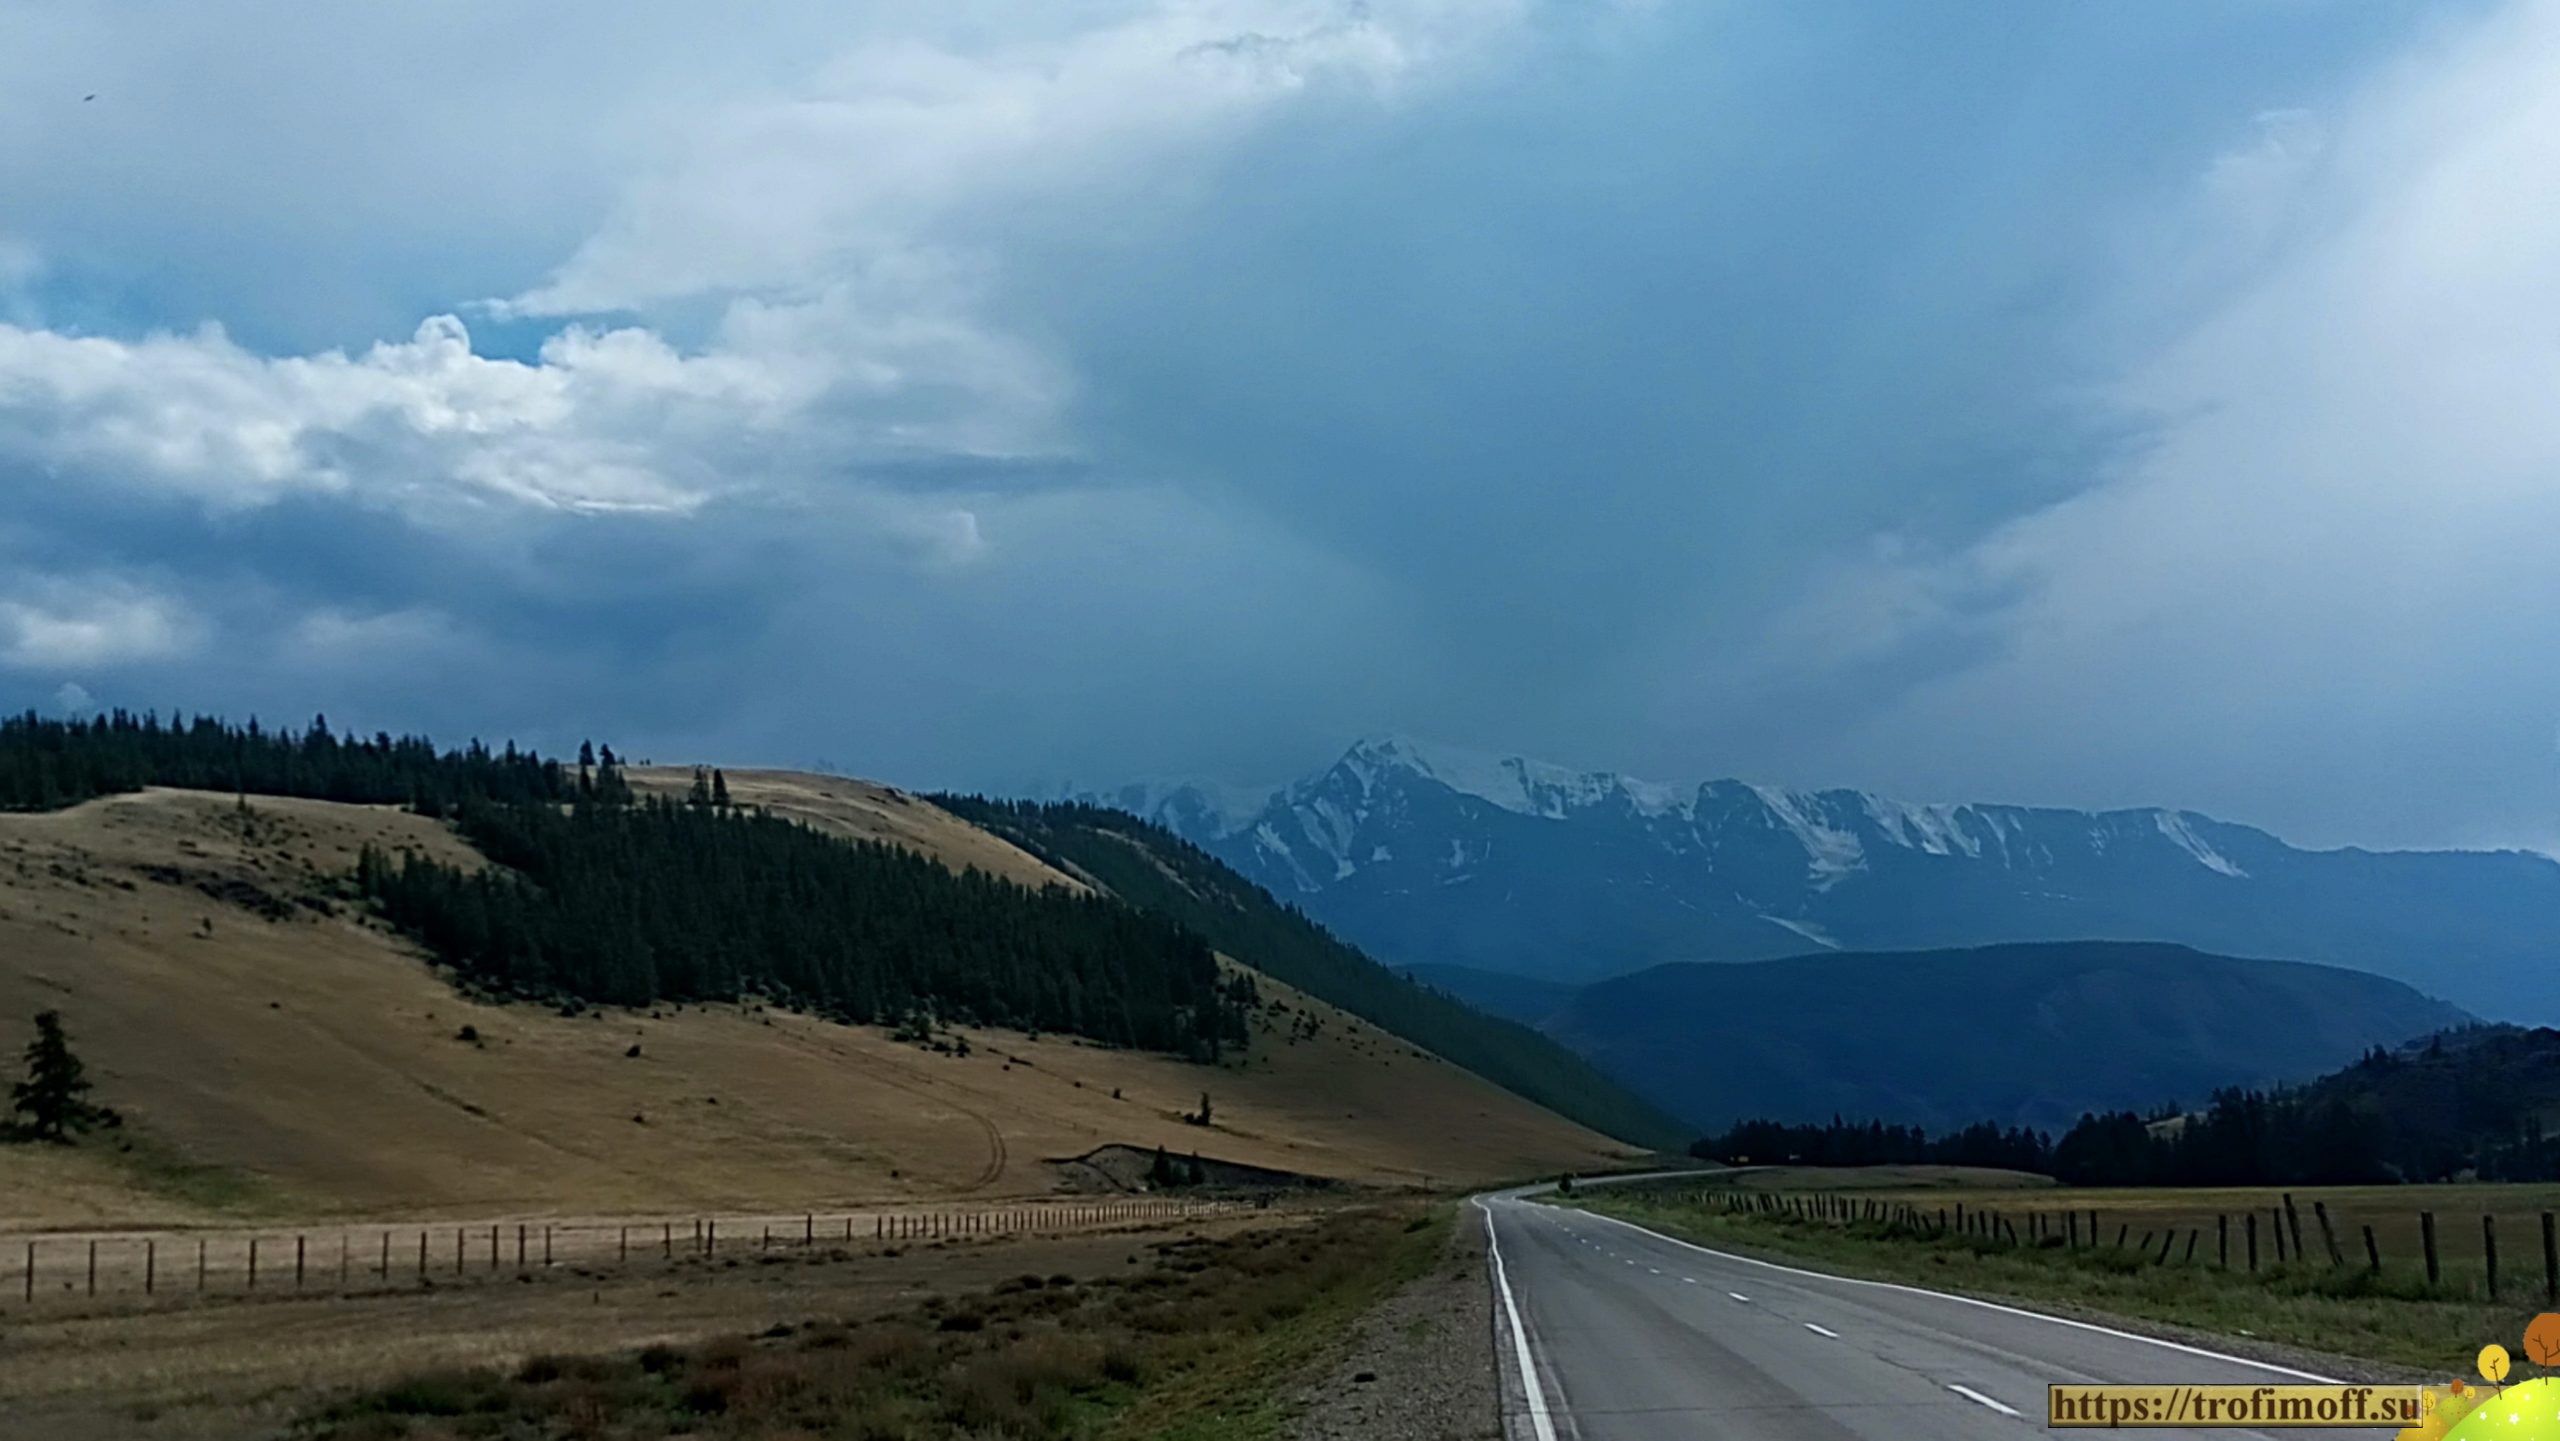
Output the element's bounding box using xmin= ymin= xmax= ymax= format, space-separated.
xmin=1 ymin=0 xmax=2555 ymax=853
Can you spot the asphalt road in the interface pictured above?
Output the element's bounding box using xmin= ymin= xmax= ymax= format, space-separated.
xmin=1480 ymin=1194 xmax=2341 ymax=1440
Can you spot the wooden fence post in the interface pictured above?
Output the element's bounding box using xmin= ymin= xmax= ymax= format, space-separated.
xmin=2217 ymin=1214 xmax=2228 ymax=1269
xmin=418 ymin=1231 xmax=428 ymax=1279
xmin=340 ymin=1234 xmax=349 ymax=1287
xmin=249 ymin=1237 xmax=259 ymax=1290
xmin=2270 ymin=1208 xmax=2286 ymax=1265
xmin=2487 ymin=1214 xmax=2500 ymax=1301
xmin=2115 ymin=1224 xmax=2129 ymax=1250
xmin=489 ymin=1224 xmax=498 ymax=1272
xmin=455 ymin=1227 xmax=464 ymax=1275
xmin=2364 ymin=1225 xmax=2381 ymax=1273
xmin=2183 ymin=1230 xmax=2198 ymax=1264
xmin=146 ymin=1239 xmax=155 ymax=1295
xmin=87 ymin=1239 xmax=96 ymax=1297
xmin=2246 ymin=1213 xmax=2258 ymax=1272
xmin=199 ymin=1238 xmax=207 ymax=1292
xmin=2313 ymin=1202 xmax=2343 ymax=1267
xmin=2423 ymin=1211 xmax=2440 ymax=1288
xmin=516 ymin=1224 xmax=525 ymax=1271
xmin=2542 ymin=1213 xmax=2555 ymax=1305
xmin=381 ymin=1231 xmax=391 ymax=1279
xmin=2283 ymin=1195 xmax=2306 ymax=1266
xmin=296 ymin=1234 xmax=305 ymax=1290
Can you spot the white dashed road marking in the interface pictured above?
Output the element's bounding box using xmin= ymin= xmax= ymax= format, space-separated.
xmin=1804 ymin=1323 xmax=1840 ymax=1339
xmin=1727 ymin=1292 xmax=1750 ymax=1303
xmin=1948 ymin=1385 xmax=2021 ymax=1417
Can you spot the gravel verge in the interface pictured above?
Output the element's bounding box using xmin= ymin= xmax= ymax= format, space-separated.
xmin=1287 ymin=1207 xmax=1501 ymax=1441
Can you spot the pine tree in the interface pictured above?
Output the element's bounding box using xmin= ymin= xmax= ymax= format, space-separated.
xmin=688 ymin=766 xmax=713 ymax=807
xmin=712 ymin=769 xmax=731 ymax=809
xmin=1149 ymin=1145 xmax=1177 ymax=1188
xmin=7 ymin=1011 xmax=116 ymax=1142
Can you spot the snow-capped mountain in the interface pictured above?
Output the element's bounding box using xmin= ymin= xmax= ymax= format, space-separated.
xmin=1080 ymin=735 xmax=2560 ymax=1023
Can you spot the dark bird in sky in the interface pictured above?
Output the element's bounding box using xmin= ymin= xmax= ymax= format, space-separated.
xmin=83 ymin=94 xmax=96 ymax=102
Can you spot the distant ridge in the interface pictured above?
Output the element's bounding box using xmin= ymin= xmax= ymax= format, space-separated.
xmin=1541 ymin=941 xmax=2469 ymax=1134
xmin=1079 ymin=735 xmax=2560 ymax=1022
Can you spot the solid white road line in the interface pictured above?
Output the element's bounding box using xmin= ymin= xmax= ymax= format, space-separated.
xmin=1947 ymin=1384 xmax=2021 ymax=1417
xmin=1570 ymin=1208 xmax=2340 ymax=1383
xmin=1727 ymin=1292 xmax=1750 ymax=1303
xmin=1479 ymin=1202 xmax=1560 ymax=1441
xmin=1804 ymin=1323 xmax=1841 ymax=1338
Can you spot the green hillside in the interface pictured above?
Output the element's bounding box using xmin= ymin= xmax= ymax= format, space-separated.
xmin=933 ymin=797 xmax=1692 ymax=1151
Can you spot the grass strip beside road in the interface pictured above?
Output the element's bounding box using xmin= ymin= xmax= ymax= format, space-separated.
xmin=1565 ymin=1190 xmax=2529 ymax=1375
xmin=294 ymin=1204 xmax=1447 ymax=1441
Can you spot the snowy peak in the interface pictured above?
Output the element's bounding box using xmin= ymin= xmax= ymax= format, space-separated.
xmin=1057 ymin=736 xmax=2304 ymax=902
xmin=1330 ymin=733 xmax=1692 ymax=821
xmin=1054 ymin=735 xmax=2560 ymax=1022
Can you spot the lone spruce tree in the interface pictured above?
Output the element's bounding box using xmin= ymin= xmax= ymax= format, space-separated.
xmin=9 ymin=1011 xmax=117 ymax=1142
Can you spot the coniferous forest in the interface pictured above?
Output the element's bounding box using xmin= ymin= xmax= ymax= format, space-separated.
xmin=6 ymin=712 xmax=1250 ymax=1060
xmin=361 ymin=791 xmax=1251 ymax=1056
xmin=1 ymin=710 xmax=569 ymax=814
xmin=1697 ymin=1025 xmax=2560 ymax=1186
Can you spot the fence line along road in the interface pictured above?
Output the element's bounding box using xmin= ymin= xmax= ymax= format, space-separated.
xmin=1666 ymin=1185 xmax=2558 ymax=1303
xmin=1 ymin=1197 xmax=1235 ymax=1314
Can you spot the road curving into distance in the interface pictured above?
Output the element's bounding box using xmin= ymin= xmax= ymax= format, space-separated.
xmin=1477 ymin=1179 xmax=2336 ymax=1440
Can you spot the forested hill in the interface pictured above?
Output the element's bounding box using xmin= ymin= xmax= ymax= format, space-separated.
xmin=1701 ymin=1024 xmax=2560 ymax=1187
xmin=7 ymin=713 xmax=1249 ymax=1061
xmin=932 ymin=797 xmax=1692 ymax=1151
xmin=366 ymin=795 xmax=1250 ymax=1057
xmin=3 ymin=710 xmax=570 ymax=813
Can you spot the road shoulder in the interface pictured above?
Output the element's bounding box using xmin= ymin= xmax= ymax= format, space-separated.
xmin=1287 ymin=1205 xmax=1501 ymax=1441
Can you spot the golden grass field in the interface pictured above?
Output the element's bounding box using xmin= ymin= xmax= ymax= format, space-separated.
xmin=0 ymin=1215 xmax=1292 ymax=1441
xmin=0 ymin=784 xmax=1637 ymax=1233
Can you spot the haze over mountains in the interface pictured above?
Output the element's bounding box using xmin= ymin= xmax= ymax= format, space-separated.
xmin=1068 ymin=735 xmax=2560 ymax=1026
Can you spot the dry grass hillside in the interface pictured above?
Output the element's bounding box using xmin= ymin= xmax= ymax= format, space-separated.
xmin=627 ymin=767 xmax=1078 ymax=892
xmin=0 ymin=787 xmax=1632 ymax=1230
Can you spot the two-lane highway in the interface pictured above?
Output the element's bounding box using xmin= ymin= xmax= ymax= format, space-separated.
xmin=1481 ymin=1194 xmax=2335 ymax=1439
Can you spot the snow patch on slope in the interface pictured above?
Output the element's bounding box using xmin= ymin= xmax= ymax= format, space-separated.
xmin=1340 ymin=734 xmax=1693 ymax=821
xmin=2155 ymin=811 xmax=2250 ymax=878
xmin=1761 ymin=914 xmax=1843 ymax=949
xmin=1861 ymin=796 xmax=1986 ymax=858
xmin=1748 ymin=784 xmax=1868 ymax=886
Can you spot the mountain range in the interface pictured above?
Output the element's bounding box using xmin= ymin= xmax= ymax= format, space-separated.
xmin=1063 ymin=734 xmax=2560 ymax=1023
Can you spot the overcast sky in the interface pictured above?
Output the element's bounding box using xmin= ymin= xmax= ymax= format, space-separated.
xmin=2 ymin=0 xmax=2554 ymax=852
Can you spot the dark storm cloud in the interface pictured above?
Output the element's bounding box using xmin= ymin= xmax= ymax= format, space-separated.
xmin=1 ymin=0 xmax=2551 ymax=852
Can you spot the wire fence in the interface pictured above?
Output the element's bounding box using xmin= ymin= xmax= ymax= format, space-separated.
xmin=0 ymin=1197 xmax=1234 ymax=1314
xmin=1677 ymin=1186 xmax=2560 ymax=1303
